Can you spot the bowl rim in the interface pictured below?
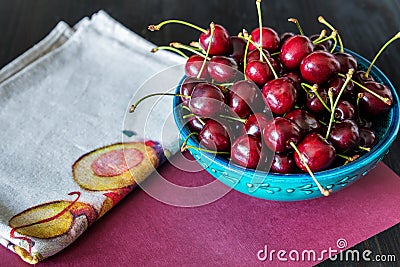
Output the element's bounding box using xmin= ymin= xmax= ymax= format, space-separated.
xmin=173 ymin=48 xmax=400 ymax=182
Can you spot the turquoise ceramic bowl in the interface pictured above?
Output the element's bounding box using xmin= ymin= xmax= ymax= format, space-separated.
xmin=173 ymin=48 xmax=400 ymax=201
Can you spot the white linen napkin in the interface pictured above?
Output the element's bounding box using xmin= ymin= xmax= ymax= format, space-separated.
xmin=0 ymin=10 xmax=185 ymax=263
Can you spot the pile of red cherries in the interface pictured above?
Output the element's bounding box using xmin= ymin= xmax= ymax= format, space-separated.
xmin=141 ymin=1 xmax=396 ymax=181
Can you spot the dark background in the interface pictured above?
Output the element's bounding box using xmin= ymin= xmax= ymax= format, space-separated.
xmin=1 ymin=0 xmax=399 ymax=266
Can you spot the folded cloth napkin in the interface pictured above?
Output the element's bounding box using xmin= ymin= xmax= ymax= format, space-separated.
xmin=0 ymin=11 xmax=185 ymax=263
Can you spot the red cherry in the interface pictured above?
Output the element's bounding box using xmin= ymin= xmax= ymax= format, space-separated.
xmin=263 ymin=117 xmax=302 ymax=153
xmin=199 ymin=24 xmax=233 ymax=56
xmin=189 ymin=83 xmax=225 ymax=117
xmin=228 ymin=80 xmax=264 ymax=118
xmin=280 ymin=35 xmax=313 ymax=70
xmin=249 ymin=27 xmax=280 ymax=52
xmin=328 ymin=120 xmax=360 ymax=153
xmin=185 ymin=55 xmax=210 ymax=79
xmin=180 ymin=77 xmax=206 ymax=104
xmin=306 ymin=87 xmax=329 ymax=115
xmin=262 ymin=77 xmax=298 ymax=115
xmin=271 ymin=153 xmax=298 ymax=174
xmin=207 ymin=56 xmax=238 ymax=83
xmin=198 ymin=120 xmax=231 ymax=152
xmin=358 ymin=81 xmax=393 ymax=116
xmin=327 ymin=75 xmax=355 ymax=100
xmin=285 ymin=109 xmax=321 ymax=134
xmin=334 ymin=52 xmax=358 ymax=74
xmin=231 ymin=134 xmax=262 ymax=169
xmin=229 ymin=36 xmax=246 ymax=66
xmin=294 ymin=133 xmax=336 ymax=172
xmin=245 ymin=60 xmax=273 ymax=87
xmin=300 ymin=51 xmax=340 ymax=84
xmin=245 ymin=113 xmax=271 ymax=139
xmin=334 ymin=100 xmax=355 ymax=121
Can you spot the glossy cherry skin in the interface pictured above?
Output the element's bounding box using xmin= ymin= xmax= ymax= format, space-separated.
xmin=180 ymin=77 xmax=206 ymax=104
xmin=358 ymin=81 xmax=393 ymax=116
xmin=328 ymin=120 xmax=360 ymax=153
xmin=271 ymin=153 xmax=298 ymax=174
xmin=358 ymin=127 xmax=377 ymax=149
xmin=185 ymin=55 xmax=210 ymax=79
xmin=262 ymin=117 xmax=302 ymax=153
xmin=294 ymin=133 xmax=336 ymax=172
xmin=189 ymin=83 xmax=225 ymax=117
xmin=246 ymin=48 xmax=270 ymax=62
xmin=207 ymin=56 xmax=238 ymax=83
xmin=249 ymin=27 xmax=280 ymax=52
xmin=187 ymin=116 xmax=206 ymax=133
xmin=198 ymin=120 xmax=231 ymax=152
xmin=280 ymin=35 xmax=313 ymax=70
xmin=228 ymin=80 xmax=264 ymax=118
xmin=245 ymin=113 xmax=271 ymax=139
xmin=334 ymin=100 xmax=355 ymax=121
xmin=306 ymin=87 xmax=329 ymax=114
xmin=229 ymin=36 xmax=246 ymax=66
xmin=199 ymin=24 xmax=232 ymax=56
xmin=300 ymin=51 xmax=340 ymax=84
xmin=285 ymin=109 xmax=321 ymax=134
xmin=282 ymin=71 xmax=302 ymax=90
xmin=231 ymin=134 xmax=262 ymax=169
xmin=355 ymin=70 xmax=374 ymax=84
xmin=334 ymin=52 xmax=358 ymax=74
xmin=327 ymin=75 xmax=355 ymax=100
xmin=262 ymin=77 xmax=298 ymax=115
xmin=245 ymin=60 xmax=273 ymax=87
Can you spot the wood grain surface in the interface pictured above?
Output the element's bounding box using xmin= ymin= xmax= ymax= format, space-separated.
xmin=0 ymin=0 xmax=399 ymax=266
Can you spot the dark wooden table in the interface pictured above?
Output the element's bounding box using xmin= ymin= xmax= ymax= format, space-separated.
xmin=1 ymin=0 xmax=399 ymax=266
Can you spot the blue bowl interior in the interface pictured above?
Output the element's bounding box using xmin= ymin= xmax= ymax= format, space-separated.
xmin=173 ymin=48 xmax=400 ymax=185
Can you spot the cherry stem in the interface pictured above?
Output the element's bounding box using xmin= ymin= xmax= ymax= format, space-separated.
xmin=289 ymin=142 xmax=331 ymax=197
xmin=184 ymin=145 xmax=230 ymax=155
xmin=197 ymin=22 xmax=215 ymax=79
xmin=301 ymin=83 xmax=331 ymax=112
xmin=288 ymin=18 xmax=304 ymax=35
xmin=338 ymin=154 xmax=360 ymax=165
xmin=170 ymin=42 xmax=210 ymax=59
xmin=271 ymin=51 xmax=280 ymax=56
xmin=219 ymin=114 xmax=247 ymax=124
xmin=318 ymin=120 xmax=327 ymax=126
xmin=244 ymin=35 xmax=279 ymax=79
xmin=182 ymin=105 xmax=191 ymax=111
xmin=358 ymin=146 xmax=371 ymax=152
xmin=243 ymin=33 xmax=252 ymax=80
xmin=318 ymin=16 xmax=344 ymax=53
xmin=338 ymin=74 xmax=392 ymax=105
xmin=330 ymin=32 xmax=338 ymax=53
xmin=151 ymin=46 xmax=189 ymax=59
xmin=325 ymin=69 xmax=354 ymax=139
xmin=182 ymin=105 xmax=206 ymax=125
xmin=313 ymin=30 xmax=336 ymax=45
xmin=256 ymin=0 xmax=263 ymax=61
xmin=365 ymin=32 xmax=400 ymax=78
xmin=312 ymin=29 xmax=327 ymax=43
xmin=181 ymin=132 xmax=199 ymax=152
xmin=189 ymin=41 xmax=202 ymax=50
xmin=215 ymin=82 xmax=234 ymax=87
xmin=148 ymin=19 xmax=207 ymax=34
xmin=182 ymin=113 xmax=195 ymax=119
xmin=356 ymin=93 xmax=364 ymax=123
xmin=130 ymin=93 xmax=190 ymax=113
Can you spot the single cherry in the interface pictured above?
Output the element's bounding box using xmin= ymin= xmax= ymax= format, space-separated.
xmin=207 ymin=56 xmax=238 ymax=83
xmin=245 ymin=113 xmax=271 ymax=139
xmin=355 ymin=70 xmax=374 ymax=84
xmin=334 ymin=52 xmax=358 ymax=74
xmin=328 ymin=120 xmax=360 ymax=153
xmin=358 ymin=127 xmax=377 ymax=149
xmin=229 ymin=36 xmax=246 ymax=66
xmin=285 ymin=109 xmax=321 ymax=134
xmin=228 ymin=80 xmax=264 ymax=118
xmin=327 ymin=75 xmax=355 ymax=100
xmin=198 ymin=120 xmax=231 ymax=152
xmin=187 ymin=116 xmax=206 ymax=133
xmin=271 ymin=153 xmax=298 ymax=174
xmin=185 ymin=55 xmax=210 ymax=79
xmin=358 ymin=81 xmax=393 ymax=116
xmin=293 ymin=133 xmax=336 ymax=172
xmin=280 ymin=35 xmax=313 ymax=70
xmin=334 ymin=100 xmax=355 ymax=121
xmin=245 ymin=60 xmax=273 ymax=87
xmin=300 ymin=51 xmax=340 ymax=84
xmin=189 ymin=83 xmax=225 ymax=117
xmin=306 ymin=87 xmax=329 ymax=115
xmin=231 ymin=134 xmax=262 ymax=169
xmin=249 ymin=27 xmax=280 ymax=52
xmin=262 ymin=117 xmax=302 ymax=153
xmin=199 ymin=24 xmax=233 ymax=56
xmin=262 ymin=77 xmax=298 ymax=115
